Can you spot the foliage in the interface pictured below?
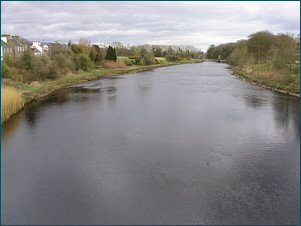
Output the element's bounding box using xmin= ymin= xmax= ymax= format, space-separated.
xmin=273 ymin=33 xmax=298 ymax=70
xmin=89 ymin=45 xmax=103 ymax=63
xmin=206 ymin=42 xmax=237 ymax=60
xmin=22 ymin=50 xmax=32 ymax=70
xmin=247 ymin=30 xmax=275 ymax=63
xmin=105 ymin=45 xmax=117 ymax=62
xmin=142 ymin=53 xmax=156 ymax=65
xmin=135 ymin=58 xmax=141 ymax=64
xmin=123 ymin=58 xmax=134 ymax=66
xmin=229 ymin=40 xmax=250 ymax=67
xmin=71 ymin=44 xmax=83 ymax=54
xmin=165 ymin=55 xmax=178 ymax=62
xmin=78 ymin=54 xmax=94 ymax=71
xmin=1 ymin=62 xmax=11 ymax=78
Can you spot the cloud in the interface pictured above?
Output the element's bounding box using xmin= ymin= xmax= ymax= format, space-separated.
xmin=1 ymin=1 xmax=300 ymax=52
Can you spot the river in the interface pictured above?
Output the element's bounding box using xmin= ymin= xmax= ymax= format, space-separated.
xmin=1 ymin=61 xmax=300 ymax=225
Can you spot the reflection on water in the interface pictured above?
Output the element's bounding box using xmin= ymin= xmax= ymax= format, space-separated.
xmin=244 ymin=94 xmax=266 ymax=108
xmin=1 ymin=62 xmax=300 ymax=225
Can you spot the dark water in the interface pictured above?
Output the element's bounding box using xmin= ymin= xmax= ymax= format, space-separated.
xmin=1 ymin=62 xmax=300 ymax=225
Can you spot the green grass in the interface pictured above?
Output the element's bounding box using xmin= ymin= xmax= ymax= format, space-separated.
xmin=117 ymin=56 xmax=130 ymax=61
xmin=291 ymin=74 xmax=300 ymax=78
xmin=251 ymin=63 xmax=274 ymax=71
xmin=21 ymin=85 xmax=40 ymax=91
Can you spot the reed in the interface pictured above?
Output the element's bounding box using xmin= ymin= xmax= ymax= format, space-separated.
xmin=1 ymin=85 xmax=24 ymax=123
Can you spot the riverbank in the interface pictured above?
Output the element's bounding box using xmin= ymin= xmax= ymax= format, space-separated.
xmin=229 ymin=65 xmax=300 ymax=98
xmin=1 ymin=59 xmax=204 ymax=124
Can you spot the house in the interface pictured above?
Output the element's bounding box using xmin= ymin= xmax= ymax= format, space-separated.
xmin=1 ymin=33 xmax=27 ymax=59
xmin=31 ymin=47 xmax=42 ymax=56
xmin=1 ymin=40 xmax=14 ymax=61
xmin=30 ymin=41 xmax=49 ymax=55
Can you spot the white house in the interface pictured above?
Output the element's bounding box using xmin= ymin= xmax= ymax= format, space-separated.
xmin=31 ymin=41 xmax=49 ymax=55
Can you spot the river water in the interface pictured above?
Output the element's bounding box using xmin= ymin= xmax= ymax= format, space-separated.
xmin=1 ymin=62 xmax=300 ymax=225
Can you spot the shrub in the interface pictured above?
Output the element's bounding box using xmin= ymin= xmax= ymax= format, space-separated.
xmin=1 ymin=62 xmax=11 ymax=78
xmin=22 ymin=50 xmax=32 ymax=70
xmin=135 ymin=58 xmax=141 ymax=64
xmin=165 ymin=55 xmax=178 ymax=62
xmin=142 ymin=53 xmax=156 ymax=65
xmin=77 ymin=54 xmax=94 ymax=71
xmin=52 ymin=53 xmax=76 ymax=74
xmin=2 ymin=54 xmax=16 ymax=68
xmin=123 ymin=58 xmax=134 ymax=66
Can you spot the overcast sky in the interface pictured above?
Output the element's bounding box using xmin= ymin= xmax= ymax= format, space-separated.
xmin=1 ymin=1 xmax=300 ymax=52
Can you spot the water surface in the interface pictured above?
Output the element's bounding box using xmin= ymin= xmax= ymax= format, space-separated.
xmin=2 ymin=62 xmax=300 ymax=224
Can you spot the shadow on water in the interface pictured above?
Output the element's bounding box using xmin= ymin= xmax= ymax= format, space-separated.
xmin=1 ymin=109 xmax=24 ymax=141
xmin=243 ymin=94 xmax=266 ymax=108
xmin=272 ymin=94 xmax=300 ymax=137
xmin=23 ymin=79 xmax=118 ymax=127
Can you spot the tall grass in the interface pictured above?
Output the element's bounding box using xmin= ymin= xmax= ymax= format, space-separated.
xmin=1 ymin=85 xmax=24 ymax=123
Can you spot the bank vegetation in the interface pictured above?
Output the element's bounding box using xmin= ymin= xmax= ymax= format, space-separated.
xmin=206 ymin=30 xmax=300 ymax=95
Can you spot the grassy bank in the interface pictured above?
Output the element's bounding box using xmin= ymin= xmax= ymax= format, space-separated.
xmin=1 ymin=59 xmax=204 ymax=124
xmin=229 ymin=64 xmax=300 ymax=97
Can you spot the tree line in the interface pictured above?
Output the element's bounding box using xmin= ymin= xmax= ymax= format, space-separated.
xmin=206 ymin=30 xmax=300 ymax=70
xmin=1 ymin=37 xmax=203 ymax=83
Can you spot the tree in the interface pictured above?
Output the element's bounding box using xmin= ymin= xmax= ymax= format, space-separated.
xmin=247 ymin=30 xmax=275 ymax=63
xmin=229 ymin=40 xmax=249 ymax=67
xmin=206 ymin=44 xmax=217 ymax=59
xmin=22 ymin=50 xmax=32 ymax=70
xmin=105 ymin=45 xmax=117 ymax=62
xmin=90 ymin=45 xmax=103 ymax=63
xmin=273 ymin=33 xmax=299 ymax=69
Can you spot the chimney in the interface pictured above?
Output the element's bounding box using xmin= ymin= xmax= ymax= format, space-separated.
xmin=1 ymin=33 xmax=10 ymax=43
xmin=11 ymin=34 xmax=20 ymax=41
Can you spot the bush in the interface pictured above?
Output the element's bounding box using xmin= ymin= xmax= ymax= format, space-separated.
xmin=273 ymin=59 xmax=287 ymax=70
xmin=123 ymin=58 xmax=134 ymax=66
xmin=2 ymin=54 xmax=16 ymax=68
xmin=165 ymin=55 xmax=178 ymax=62
xmin=135 ymin=58 xmax=141 ymax=64
xmin=52 ymin=52 xmax=76 ymax=74
xmin=1 ymin=62 xmax=11 ymax=78
xmin=142 ymin=53 xmax=156 ymax=65
xmin=77 ymin=54 xmax=94 ymax=71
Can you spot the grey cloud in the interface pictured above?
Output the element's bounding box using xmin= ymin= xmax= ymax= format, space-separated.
xmin=1 ymin=1 xmax=300 ymax=51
